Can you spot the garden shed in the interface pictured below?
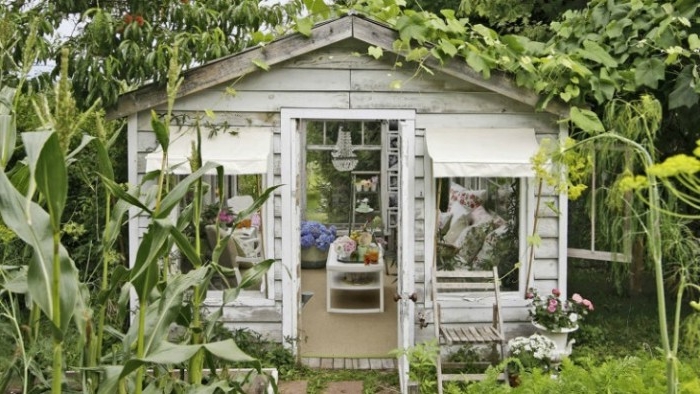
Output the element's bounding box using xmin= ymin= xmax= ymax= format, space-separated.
xmin=108 ymin=13 xmax=569 ymax=391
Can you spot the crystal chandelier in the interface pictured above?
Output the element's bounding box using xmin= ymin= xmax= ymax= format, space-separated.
xmin=331 ymin=126 xmax=358 ymax=172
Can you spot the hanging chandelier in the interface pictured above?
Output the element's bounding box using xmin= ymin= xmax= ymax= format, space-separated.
xmin=331 ymin=126 xmax=358 ymax=172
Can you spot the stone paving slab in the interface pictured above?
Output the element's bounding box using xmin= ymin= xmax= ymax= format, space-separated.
xmin=278 ymin=380 xmax=308 ymax=393
xmin=323 ymin=381 xmax=363 ymax=394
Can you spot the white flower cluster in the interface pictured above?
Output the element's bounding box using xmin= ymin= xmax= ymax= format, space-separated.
xmin=507 ymin=334 xmax=556 ymax=361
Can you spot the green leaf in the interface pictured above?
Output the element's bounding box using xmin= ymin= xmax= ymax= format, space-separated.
xmin=168 ymin=225 xmax=203 ymax=267
xmin=295 ymin=16 xmax=313 ymax=37
xmin=367 ymin=46 xmax=383 ymax=60
xmin=156 ymin=162 xmax=221 ymax=218
xmin=570 ymin=107 xmax=605 ymax=134
xmin=65 ymin=134 xmax=96 ymax=162
xmin=634 ymin=58 xmax=665 ymax=89
xmin=0 ymin=114 xmax=16 ymax=170
xmin=119 ymin=339 xmax=255 ymax=381
xmin=303 ymin=0 xmax=330 ymax=17
xmin=465 ymin=52 xmax=490 ymax=78
xmin=669 ymin=65 xmax=699 ymax=109
xmin=237 ymin=259 xmax=274 ymax=290
xmin=252 ymin=59 xmax=270 ymax=71
xmin=93 ymin=136 xmax=115 ymax=183
xmin=151 ymin=110 xmax=169 ymax=151
xmin=129 ymin=223 xmax=170 ymax=300
xmin=100 ymin=175 xmax=153 ymax=214
xmin=203 ymin=339 xmax=256 ymax=362
xmin=577 ymin=40 xmax=618 ymax=68
xmin=23 ymin=132 xmax=67 ymax=232
xmin=689 ymin=34 xmax=700 ymax=51
xmin=438 ymin=39 xmax=457 ymax=58
xmin=0 ymin=170 xmax=79 ymax=334
xmin=1 ymin=265 xmax=28 ymax=293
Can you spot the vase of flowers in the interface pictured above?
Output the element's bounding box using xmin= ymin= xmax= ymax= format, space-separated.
xmin=527 ymin=288 xmax=594 ymax=359
xmin=506 ymin=333 xmax=557 ymax=385
xmin=300 ymin=221 xmax=336 ymax=269
xmin=334 ymin=235 xmax=357 ymax=260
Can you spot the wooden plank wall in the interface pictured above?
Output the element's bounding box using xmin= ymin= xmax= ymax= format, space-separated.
xmin=134 ymin=37 xmax=563 ymax=343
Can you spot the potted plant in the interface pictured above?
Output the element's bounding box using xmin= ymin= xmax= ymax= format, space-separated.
xmin=506 ymin=333 xmax=557 ymax=386
xmin=300 ymin=220 xmax=336 ymax=269
xmin=526 ymin=287 xmax=594 ymax=358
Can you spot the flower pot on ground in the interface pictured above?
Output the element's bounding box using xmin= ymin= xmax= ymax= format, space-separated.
xmin=300 ymin=221 xmax=336 ymax=269
xmin=531 ymin=322 xmax=578 ymax=360
xmin=301 ymin=246 xmax=329 ymax=269
xmin=506 ymin=333 xmax=556 ymax=384
xmin=526 ymin=287 xmax=594 ymax=359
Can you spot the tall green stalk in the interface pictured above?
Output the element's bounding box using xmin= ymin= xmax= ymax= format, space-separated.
xmin=51 ymin=232 xmax=62 ymax=394
xmin=94 ymin=190 xmax=111 ymax=385
xmin=567 ymin=133 xmax=677 ymax=393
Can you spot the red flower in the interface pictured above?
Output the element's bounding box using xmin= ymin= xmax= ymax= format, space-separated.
xmin=551 ymin=288 xmax=561 ymax=297
xmin=135 ymin=15 xmax=144 ymax=26
xmin=123 ymin=14 xmax=133 ymax=24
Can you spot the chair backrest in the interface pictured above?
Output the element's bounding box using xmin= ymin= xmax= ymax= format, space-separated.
xmin=205 ymin=225 xmax=238 ymax=269
xmin=432 ymin=267 xmax=503 ymax=333
xmin=433 ymin=268 xmax=500 ymax=295
xmin=227 ymin=195 xmax=254 ymax=215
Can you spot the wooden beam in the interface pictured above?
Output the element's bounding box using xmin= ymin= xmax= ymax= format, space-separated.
xmin=566 ymin=248 xmax=630 ymax=263
xmin=106 ymin=17 xmax=353 ymax=120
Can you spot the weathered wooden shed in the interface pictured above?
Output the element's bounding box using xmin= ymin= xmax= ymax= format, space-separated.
xmin=109 ymin=14 xmax=569 ymax=390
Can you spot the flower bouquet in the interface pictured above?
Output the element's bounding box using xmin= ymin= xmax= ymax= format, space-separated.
xmin=334 ymin=235 xmax=357 ymax=259
xmin=507 ymin=334 xmax=557 ymax=375
xmin=300 ymin=221 xmax=336 ymax=251
xmin=300 ymin=221 xmax=336 ymax=268
xmin=527 ymin=288 xmax=594 ymax=332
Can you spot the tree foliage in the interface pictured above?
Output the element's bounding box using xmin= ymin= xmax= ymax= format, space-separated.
xmin=2 ymin=0 xmax=305 ymax=109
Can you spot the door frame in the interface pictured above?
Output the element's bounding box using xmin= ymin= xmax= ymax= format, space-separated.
xmin=280 ymin=109 xmax=415 ymax=380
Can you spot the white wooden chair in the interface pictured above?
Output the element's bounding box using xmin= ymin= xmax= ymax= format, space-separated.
xmin=432 ymin=266 xmax=505 ymax=392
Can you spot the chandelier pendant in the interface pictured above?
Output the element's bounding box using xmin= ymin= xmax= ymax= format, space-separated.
xmin=331 ymin=126 xmax=358 ymax=172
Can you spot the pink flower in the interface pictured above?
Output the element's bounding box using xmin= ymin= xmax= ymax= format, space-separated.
xmin=526 ymin=292 xmax=534 ymax=300
xmin=552 ymin=288 xmax=561 ymax=297
xmin=572 ymin=293 xmax=583 ymax=303
xmin=582 ymin=299 xmax=594 ymax=311
xmin=250 ymin=212 xmax=261 ymax=228
xmin=547 ymin=303 xmax=558 ymax=313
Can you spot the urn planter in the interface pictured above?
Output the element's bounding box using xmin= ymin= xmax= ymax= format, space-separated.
xmin=532 ymin=322 xmax=578 ymax=360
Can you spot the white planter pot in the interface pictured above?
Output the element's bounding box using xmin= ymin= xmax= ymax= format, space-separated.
xmin=532 ymin=322 xmax=578 ymax=360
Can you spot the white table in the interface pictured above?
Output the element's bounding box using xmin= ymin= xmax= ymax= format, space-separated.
xmin=326 ymin=245 xmax=384 ymax=313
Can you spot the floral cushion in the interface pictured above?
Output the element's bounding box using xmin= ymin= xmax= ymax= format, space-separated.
xmin=447 ymin=182 xmax=487 ymax=214
xmin=473 ymin=224 xmax=509 ymax=269
xmin=438 ymin=212 xmax=453 ymax=235
xmin=447 ymin=202 xmax=469 ymax=229
xmin=457 ymin=220 xmax=494 ymax=267
xmin=468 ymin=205 xmax=493 ymax=226
xmin=443 ymin=212 xmax=469 ymax=247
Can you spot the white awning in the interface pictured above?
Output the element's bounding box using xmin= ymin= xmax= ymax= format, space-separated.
xmin=145 ymin=127 xmax=272 ymax=175
xmin=426 ymin=128 xmax=540 ymax=178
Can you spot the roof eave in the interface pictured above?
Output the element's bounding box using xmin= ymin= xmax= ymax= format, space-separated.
xmin=106 ymin=15 xmax=569 ymax=120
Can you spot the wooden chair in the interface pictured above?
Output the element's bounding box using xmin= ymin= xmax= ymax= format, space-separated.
xmin=432 ymin=266 xmax=505 ymax=393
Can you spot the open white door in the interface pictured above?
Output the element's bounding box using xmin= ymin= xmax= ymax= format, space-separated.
xmin=281 ymin=116 xmax=302 ymax=355
xmin=396 ymin=119 xmax=415 ymax=393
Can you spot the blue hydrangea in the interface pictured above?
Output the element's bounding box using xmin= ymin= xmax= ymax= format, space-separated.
xmin=300 ymin=221 xmax=337 ymax=251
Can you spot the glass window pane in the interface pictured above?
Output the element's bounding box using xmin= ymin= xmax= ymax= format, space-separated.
xmin=436 ymin=177 xmax=519 ymax=290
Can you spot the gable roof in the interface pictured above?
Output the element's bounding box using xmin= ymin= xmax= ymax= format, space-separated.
xmin=106 ymin=14 xmax=569 ymax=120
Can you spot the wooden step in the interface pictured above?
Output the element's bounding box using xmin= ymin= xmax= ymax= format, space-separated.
xmin=441 ymin=372 xmax=506 ymax=382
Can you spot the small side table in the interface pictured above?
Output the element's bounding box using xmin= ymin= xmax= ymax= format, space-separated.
xmin=326 ymin=247 xmax=384 ymax=313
